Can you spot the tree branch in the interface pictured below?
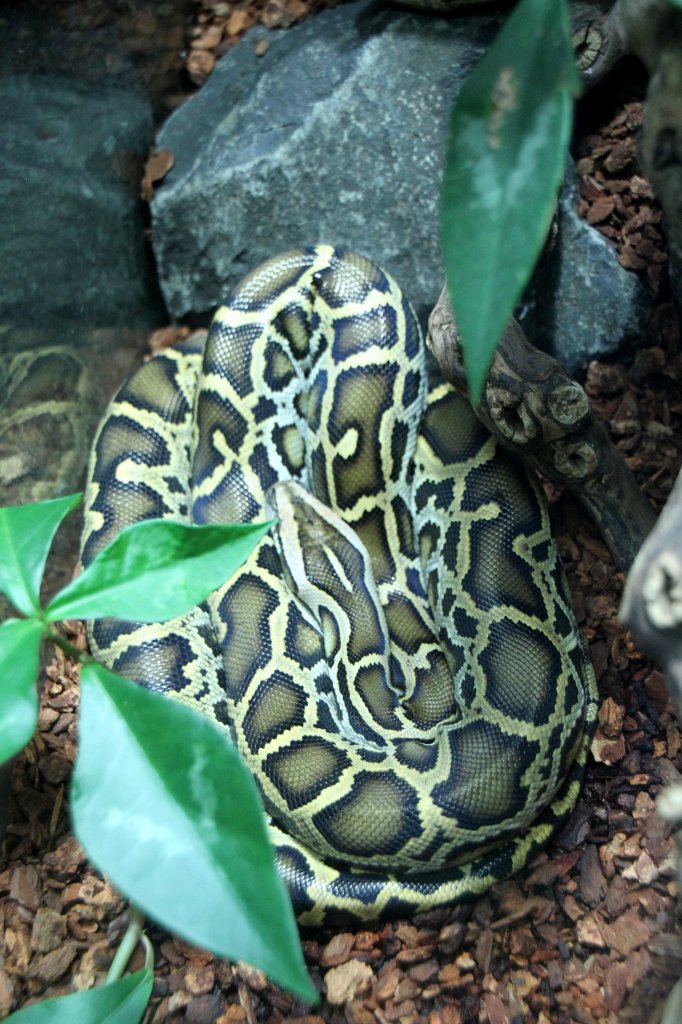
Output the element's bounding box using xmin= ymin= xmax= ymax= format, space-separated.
xmin=427 ymin=288 xmax=657 ymax=569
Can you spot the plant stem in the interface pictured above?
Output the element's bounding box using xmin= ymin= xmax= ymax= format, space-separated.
xmin=106 ymin=906 xmax=147 ymax=983
xmin=46 ymin=628 xmax=91 ymax=665
xmin=44 ymin=629 xmax=154 ymax=986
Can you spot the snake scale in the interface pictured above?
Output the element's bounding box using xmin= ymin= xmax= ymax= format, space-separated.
xmin=81 ymin=246 xmax=597 ymax=926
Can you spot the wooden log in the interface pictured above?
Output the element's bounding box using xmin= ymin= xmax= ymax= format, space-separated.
xmin=427 ymin=287 xmax=657 ymax=569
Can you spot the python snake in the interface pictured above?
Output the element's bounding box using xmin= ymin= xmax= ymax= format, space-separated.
xmin=81 ymin=246 xmax=597 ymax=926
xmin=0 ymin=344 xmax=93 ymax=506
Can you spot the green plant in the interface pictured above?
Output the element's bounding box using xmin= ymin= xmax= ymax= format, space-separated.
xmin=0 ymin=494 xmax=317 ymax=1022
xmin=441 ymin=0 xmax=578 ymax=402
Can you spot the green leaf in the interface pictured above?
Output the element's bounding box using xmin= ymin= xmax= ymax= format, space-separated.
xmin=72 ymin=664 xmax=316 ymax=1002
xmin=0 ymin=618 xmax=45 ymax=762
xmin=0 ymin=494 xmax=82 ymax=616
xmin=440 ymin=0 xmax=578 ymax=403
xmin=3 ymin=968 xmax=152 ymax=1024
xmin=45 ymin=519 xmax=272 ymax=623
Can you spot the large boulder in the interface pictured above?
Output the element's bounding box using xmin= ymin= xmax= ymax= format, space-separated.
xmin=151 ymin=0 xmax=649 ymax=374
xmin=152 ymin=0 xmax=500 ymax=324
xmin=0 ymin=73 xmax=160 ymax=333
xmin=518 ymin=164 xmax=650 ymax=374
xmin=0 ymin=4 xmax=168 ymax=335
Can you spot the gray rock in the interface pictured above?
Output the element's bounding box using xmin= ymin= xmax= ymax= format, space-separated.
xmin=518 ymin=164 xmax=650 ymax=376
xmin=152 ymin=0 xmax=650 ymax=370
xmin=152 ymin=0 xmax=499 ymax=323
xmin=0 ymin=73 xmax=161 ymax=333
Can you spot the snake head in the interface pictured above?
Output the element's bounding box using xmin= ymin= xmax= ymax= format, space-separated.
xmin=266 ymin=480 xmax=362 ymax=598
xmin=266 ymin=480 xmax=338 ymax=609
xmin=266 ymin=480 xmax=385 ymax=646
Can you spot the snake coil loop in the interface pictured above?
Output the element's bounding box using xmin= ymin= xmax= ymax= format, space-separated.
xmin=81 ymin=246 xmax=597 ymax=925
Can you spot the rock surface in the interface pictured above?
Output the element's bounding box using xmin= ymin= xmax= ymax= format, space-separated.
xmin=0 ymin=71 xmax=160 ymax=333
xmin=519 ymin=163 xmax=650 ymax=375
xmin=152 ymin=0 xmax=650 ymax=372
xmin=152 ymin=0 xmax=500 ymax=324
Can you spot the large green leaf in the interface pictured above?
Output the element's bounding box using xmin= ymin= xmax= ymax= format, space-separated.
xmin=72 ymin=664 xmax=316 ymax=1002
xmin=3 ymin=968 xmax=152 ymax=1024
xmin=0 ymin=618 xmax=45 ymax=762
xmin=0 ymin=494 xmax=82 ymax=616
xmin=45 ymin=519 xmax=272 ymax=623
xmin=440 ymin=0 xmax=578 ymax=403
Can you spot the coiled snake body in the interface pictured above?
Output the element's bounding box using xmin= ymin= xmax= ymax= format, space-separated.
xmin=81 ymin=246 xmax=597 ymax=925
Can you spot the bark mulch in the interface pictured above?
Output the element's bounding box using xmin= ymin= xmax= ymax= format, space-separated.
xmin=2 ymin=6 xmax=682 ymax=1024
